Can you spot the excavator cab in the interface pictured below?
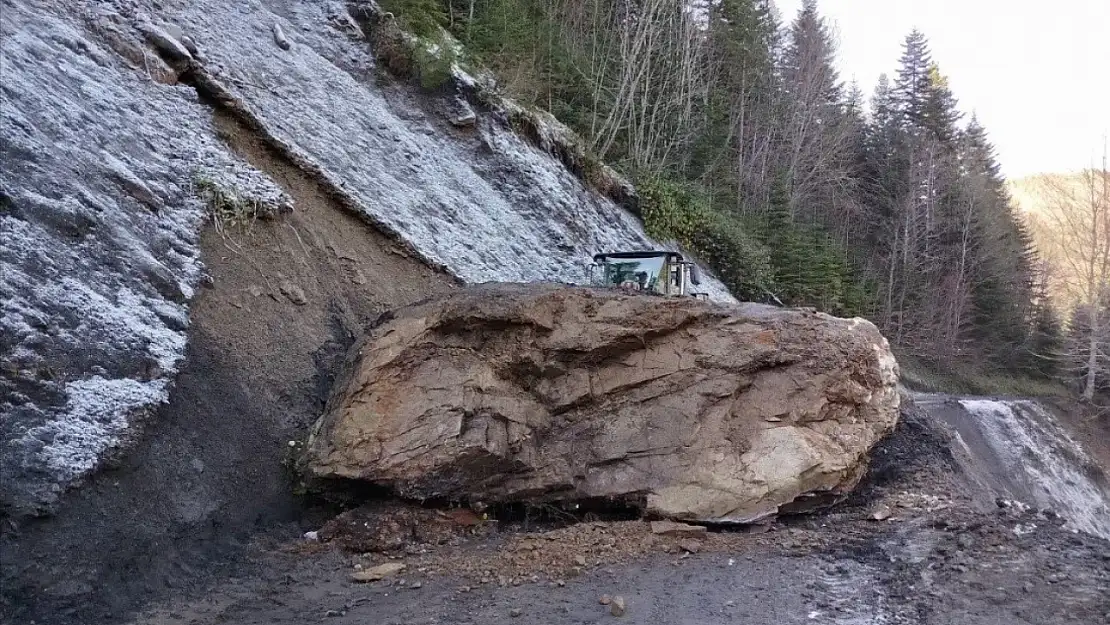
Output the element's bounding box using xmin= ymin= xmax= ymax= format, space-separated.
xmin=587 ymin=250 xmax=708 ymax=299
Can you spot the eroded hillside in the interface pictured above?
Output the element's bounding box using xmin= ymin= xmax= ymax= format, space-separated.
xmin=0 ymin=0 xmax=734 ymax=519
xmin=0 ymin=1 xmax=737 ymax=619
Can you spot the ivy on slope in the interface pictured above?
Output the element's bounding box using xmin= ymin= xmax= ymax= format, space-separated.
xmin=638 ymin=177 xmax=771 ymax=302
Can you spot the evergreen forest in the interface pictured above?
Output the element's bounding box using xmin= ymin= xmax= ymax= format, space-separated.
xmin=377 ymin=0 xmax=1109 ymax=394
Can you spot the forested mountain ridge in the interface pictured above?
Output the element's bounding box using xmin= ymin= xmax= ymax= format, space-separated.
xmin=382 ymin=0 xmax=1058 ymax=379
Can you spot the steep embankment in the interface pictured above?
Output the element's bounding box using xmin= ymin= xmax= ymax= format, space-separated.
xmin=913 ymin=394 xmax=1110 ymax=540
xmin=0 ymin=0 xmax=732 ymax=622
xmin=1 ymin=0 xmax=733 ymax=516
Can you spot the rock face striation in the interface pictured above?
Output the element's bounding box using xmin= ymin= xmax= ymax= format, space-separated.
xmin=305 ymin=284 xmax=900 ymax=523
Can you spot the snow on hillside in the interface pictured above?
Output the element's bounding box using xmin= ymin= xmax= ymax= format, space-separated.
xmin=179 ymin=0 xmax=736 ymax=300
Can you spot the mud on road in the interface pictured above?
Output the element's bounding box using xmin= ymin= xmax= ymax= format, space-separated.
xmin=127 ymin=405 xmax=1110 ymax=625
xmin=126 ymin=501 xmax=1110 ymax=625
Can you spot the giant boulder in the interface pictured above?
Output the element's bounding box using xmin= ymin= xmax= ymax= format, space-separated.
xmin=304 ymin=283 xmax=900 ymax=522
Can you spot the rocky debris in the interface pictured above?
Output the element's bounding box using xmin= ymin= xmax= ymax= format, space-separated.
xmin=448 ymin=97 xmax=478 ymax=127
xmin=180 ymin=35 xmax=200 ymax=57
xmin=335 ymin=513 xmax=838 ymax=587
xmin=599 ymin=594 xmax=612 ymax=605
xmin=869 ymin=505 xmax=893 ymax=521
xmin=305 ymin=283 xmax=900 ymax=523
xmin=678 ymin=540 xmax=701 ymax=554
xmin=350 ymin=562 xmax=406 ymax=582
xmin=650 ymin=521 xmax=707 ymax=539
xmin=509 ymin=607 xmax=523 ymax=617
xmin=316 ymin=503 xmax=490 ymax=553
xmin=278 ymin=281 xmax=308 ymax=305
xmin=325 ymin=5 xmax=364 ymax=37
xmin=142 ymin=24 xmax=193 ymax=62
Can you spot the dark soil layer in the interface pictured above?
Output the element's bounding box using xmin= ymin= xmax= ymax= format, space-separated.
xmin=0 ymin=109 xmax=455 ymax=625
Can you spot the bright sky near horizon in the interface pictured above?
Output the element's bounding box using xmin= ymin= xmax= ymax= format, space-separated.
xmin=773 ymin=0 xmax=1109 ymax=178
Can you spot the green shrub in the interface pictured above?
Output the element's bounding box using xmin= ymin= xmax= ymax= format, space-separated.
xmin=638 ymin=176 xmax=772 ymax=301
xmin=638 ymin=175 xmax=879 ymax=312
xmin=379 ymin=0 xmax=447 ymax=38
xmin=411 ymin=39 xmax=458 ymax=90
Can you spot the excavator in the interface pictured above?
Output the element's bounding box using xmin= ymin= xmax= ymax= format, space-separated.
xmin=586 ymin=250 xmax=708 ymax=299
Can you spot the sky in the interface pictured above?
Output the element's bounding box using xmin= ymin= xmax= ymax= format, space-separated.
xmin=773 ymin=0 xmax=1109 ymax=179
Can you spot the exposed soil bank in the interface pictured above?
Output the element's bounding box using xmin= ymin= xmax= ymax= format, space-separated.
xmin=0 ymin=109 xmax=454 ymax=624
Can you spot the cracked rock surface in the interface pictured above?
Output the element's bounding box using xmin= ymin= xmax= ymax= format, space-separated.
xmin=305 ymin=283 xmax=900 ymax=522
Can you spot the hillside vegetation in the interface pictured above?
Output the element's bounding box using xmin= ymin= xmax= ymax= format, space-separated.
xmin=1009 ymin=170 xmax=1110 ymax=401
xmin=379 ymin=0 xmax=1061 ymax=383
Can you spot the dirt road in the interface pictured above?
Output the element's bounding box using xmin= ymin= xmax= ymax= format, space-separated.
xmin=124 ymin=404 xmax=1110 ymax=625
xmin=125 ymin=509 xmax=1110 ymax=625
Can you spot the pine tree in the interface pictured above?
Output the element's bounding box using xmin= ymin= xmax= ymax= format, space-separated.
xmin=894 ymin=29 xmax=933 ymax=129
xmin=781 ymin=0 xmax=841 ymax=108
xmin=696 ymin=0 xmax=781 ymax=209
xmin=865 ymin=74 xmax=910 ymax=220
xmin=837 ymin=80 xmax=874 ymax=251
xmin=1025 ymin=266 xmax=1064 ymax=378
xmin=921 ymin=64 xmax=963 ymax=143
xmin=778 ymin=0 xmax=855 ymax=227
xmin=961 ymin=121 xmax=1026 ymax=333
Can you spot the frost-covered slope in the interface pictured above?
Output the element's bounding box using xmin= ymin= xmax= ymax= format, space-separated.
xmin=0 ymin=0 xmax=734 ymax=516
xmin=0 ymin=0 xmax=290 ymax=515
xmin=957 ymin=399 xmax=1110 ymax=540
xmin=175 ymin=0 xmax=735 ymax=296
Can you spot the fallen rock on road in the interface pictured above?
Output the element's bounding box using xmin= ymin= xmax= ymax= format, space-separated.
xmin=650 ymin=521 xmax=708 ymax=539
xmin=304 ymin=283 xmax=900 ymax=523
xmin=350 ymin=562 xmax=406 ymax=582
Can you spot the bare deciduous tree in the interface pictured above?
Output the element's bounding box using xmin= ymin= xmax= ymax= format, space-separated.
xmin=1036 ymin=142 xmax=1110 ymax=400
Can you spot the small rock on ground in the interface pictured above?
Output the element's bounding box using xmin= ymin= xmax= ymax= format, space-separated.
xmin=272 ymin=22 xmax=291 ymax=50
xmin=610 ymin=596 xmax=626 ymax=617
xmin=650 ymin=521 xmax=708 ymax=539
xmin=349 ymin=562 xmax=405 ymax=582
xmin=679 ymin=540 xmax=701 ymax=554
xmin=869 ymin=505 xmax=893 ymax=521
xmin=279 ymin=281 xmax=307 ymax=305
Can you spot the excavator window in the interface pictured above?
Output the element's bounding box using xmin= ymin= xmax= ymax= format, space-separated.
xmin=603 ymin=257 xmax=666 ymax=293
